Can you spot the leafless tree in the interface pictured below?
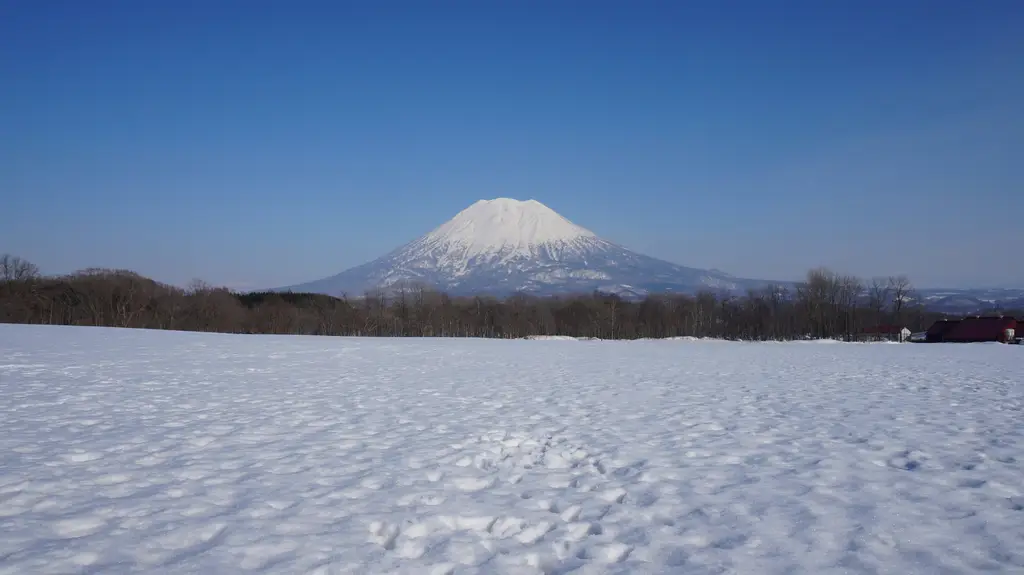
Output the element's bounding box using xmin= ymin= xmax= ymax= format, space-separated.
xmin=0 ymin=254 xmax=40 ymax=281
xmin=867 ymin=278 xmax=890 ymax=324
xmin=887 ymin=275 xmax=913 ymax=322
xmin=0 ymin=261 xmax=946 ymax=342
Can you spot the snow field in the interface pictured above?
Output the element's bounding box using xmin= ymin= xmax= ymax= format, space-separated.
xmin=1 ymin=325 xmax=1022 ymax=574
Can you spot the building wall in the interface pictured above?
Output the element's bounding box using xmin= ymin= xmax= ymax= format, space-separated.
xmin=942 ymin=317 xmax=1017 ymax=343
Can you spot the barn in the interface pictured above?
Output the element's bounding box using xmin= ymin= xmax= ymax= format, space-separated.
xmin=931 ymin=316 xmax=1017 ymax=343
xmin=925 ymin=319 xmax=960 ymax=343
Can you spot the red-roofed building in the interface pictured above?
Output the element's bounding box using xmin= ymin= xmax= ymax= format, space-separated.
xmin=940 ymin=316 xmax=1017 ymax=343
xmin=925 ymin=319 xmax=961 ymax=343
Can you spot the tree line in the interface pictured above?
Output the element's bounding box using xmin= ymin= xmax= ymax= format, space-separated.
xmin=0 ymin=253 xmax=971 ymax=340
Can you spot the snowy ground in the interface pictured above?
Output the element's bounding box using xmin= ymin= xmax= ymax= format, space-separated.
xmin=1 ymin=325 xmax=1022 ymax=574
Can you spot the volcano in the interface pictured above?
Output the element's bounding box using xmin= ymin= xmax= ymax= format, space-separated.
xmin=278 ymin=198 xmax=780 ymax=298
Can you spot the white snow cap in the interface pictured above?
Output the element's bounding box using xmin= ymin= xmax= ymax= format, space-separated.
xmin=424 ymin=198 xmax=597 ymax=256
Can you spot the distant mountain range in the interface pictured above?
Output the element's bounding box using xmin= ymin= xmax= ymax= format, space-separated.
xmin=277 ymin=198 xmax=1024 ymax=314
xmin=914 ymin=288 xmax=1024 ymax=314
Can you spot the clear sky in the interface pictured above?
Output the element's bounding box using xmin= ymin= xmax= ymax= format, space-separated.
xmin=2 ymin=0 xmax=1022 ymax=290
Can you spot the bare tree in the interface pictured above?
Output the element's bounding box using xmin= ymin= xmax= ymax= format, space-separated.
xmin=867 ymin=278 xmax=890 ymax=325
xmin=798 ymin=267 xmax=835 ymax=338
xmin=887 ymin=275 xmax=913 ymax=323
xmin=0 ymin=254 xmax=40 ymax=281
xmin=0 ymin=261 xmax=946 ymax=342
xmin=187 ymin=278 xmax=212 ymax=294
xmin=837 ymin=274 xmax=864 ymax=340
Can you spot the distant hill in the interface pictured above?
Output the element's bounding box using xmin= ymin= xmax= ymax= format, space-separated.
xmin=915 ymin=288 xmax=1024 ymax=314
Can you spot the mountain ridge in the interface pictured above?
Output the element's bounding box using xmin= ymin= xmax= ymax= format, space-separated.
xmin=278 ymin=198 xmax=781 ymax=298
xmin=276 ymin=198 xmax=1024 ymax=312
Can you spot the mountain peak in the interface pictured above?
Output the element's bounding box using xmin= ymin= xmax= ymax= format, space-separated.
xmin=278 ymin=198 xmax=772 ymax=298
xmin=421 ymin=198 xmax=597 ymax=261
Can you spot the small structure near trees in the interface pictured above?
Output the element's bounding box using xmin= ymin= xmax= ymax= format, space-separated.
xmin=857 ymin=324 xmax=912 ymax=342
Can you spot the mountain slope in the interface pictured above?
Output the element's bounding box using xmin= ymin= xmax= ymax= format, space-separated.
xmin=915 ymin=288 xmax=1024 ymax=314
xmin=279 ymin=198 xmax=781 ymax=298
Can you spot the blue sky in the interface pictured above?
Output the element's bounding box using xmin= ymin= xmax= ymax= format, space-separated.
xmin=2 ymin=0 xmax=1022 ymax=290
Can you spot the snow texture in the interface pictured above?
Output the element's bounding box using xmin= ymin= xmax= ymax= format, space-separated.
xmin=276 ymin=198 xmax=780 ymax=298
xmin=2 ymin=324 xmax=1023 ymax=574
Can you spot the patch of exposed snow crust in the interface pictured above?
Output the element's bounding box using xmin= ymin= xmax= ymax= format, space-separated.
xmin=3 ymin=324 xmax=1023 ymax=574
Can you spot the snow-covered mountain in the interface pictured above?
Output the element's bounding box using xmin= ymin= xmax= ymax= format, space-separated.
xmin=915 ymin=288 xmax=1024 ymax=314
xmin=279 ymin=198 xmax=782 ymax=298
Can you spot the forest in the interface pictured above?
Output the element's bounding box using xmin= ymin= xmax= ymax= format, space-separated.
xmin=0 ymin=253 xmax=978 ymax=341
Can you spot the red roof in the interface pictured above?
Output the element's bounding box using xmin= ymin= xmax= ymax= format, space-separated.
xmin=926 ymin=319 xmax=960 ymax=339
xmin=943 ymin=316 xmax=1016 ymax=343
